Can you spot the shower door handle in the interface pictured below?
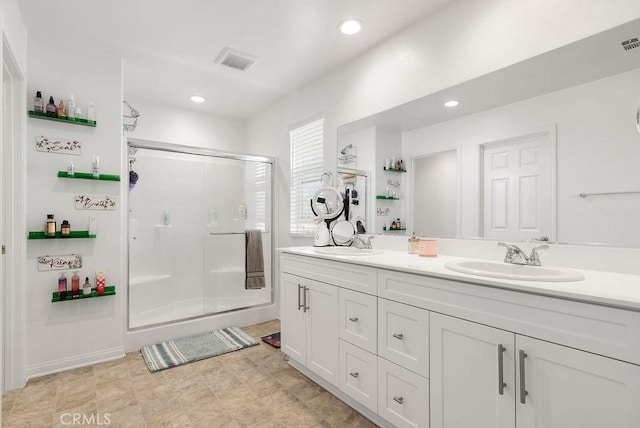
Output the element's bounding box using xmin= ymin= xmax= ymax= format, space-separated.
xmin=297 ymin=284 xmax=304 ymax=311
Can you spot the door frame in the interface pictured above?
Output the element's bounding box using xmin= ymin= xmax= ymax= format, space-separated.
xmin=1 ymin=33 xmax=27 ymax=392
xmin=478 ymin=125 xmax=557 ymax=242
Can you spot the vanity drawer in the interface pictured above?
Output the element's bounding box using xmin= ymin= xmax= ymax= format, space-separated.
xmin=378 ymin=298 xmax=429 ymax=377
xmin=339 ymin=340 xmax=378 ymax=413
xmin=281 ymin=254 xmax=377 ymax=295
xmin=378 ymin=356 xmax=429 ymax=428
xmin=339 ymin=288 xmax=378 ymax=353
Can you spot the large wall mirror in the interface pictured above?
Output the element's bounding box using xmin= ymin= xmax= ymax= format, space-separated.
xmin=337 ymin=18 xmax=640 ymax=247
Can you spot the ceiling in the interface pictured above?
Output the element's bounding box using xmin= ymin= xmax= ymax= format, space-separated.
xmin=18 ymin=0 xmax=451 ymax=120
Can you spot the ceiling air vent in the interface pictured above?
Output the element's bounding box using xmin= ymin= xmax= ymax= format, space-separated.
xmin=215 ymin=47 xmax=256 ymax=71
xmin=621 ymin=37 xmax=640 ymax=53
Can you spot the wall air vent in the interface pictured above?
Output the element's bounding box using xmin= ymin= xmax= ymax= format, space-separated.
xmin=621 ymin=37 xmax=640 ymax=53
xmin=215 ymin=47 xmax=256 ymax=71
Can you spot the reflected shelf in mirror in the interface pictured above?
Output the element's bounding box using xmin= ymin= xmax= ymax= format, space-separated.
xmin=383 ymin=167 xmax=407 ymax=173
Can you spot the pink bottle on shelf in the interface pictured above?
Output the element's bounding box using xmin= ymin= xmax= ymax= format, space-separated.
xmin=96 ymin=270 xmax=106 ymax=295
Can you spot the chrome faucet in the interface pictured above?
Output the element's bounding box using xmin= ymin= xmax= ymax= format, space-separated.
xmin=353 ymin=235 xmax=375 ymax=249
xmin=498 ymin=242 xmax=549 ymax=266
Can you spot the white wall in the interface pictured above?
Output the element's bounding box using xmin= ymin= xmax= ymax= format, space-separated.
xmin=247 ymin=0 xmax=640 ymax=252
xmin=125 ymin=97 xmax=246 ymax=152
xmin=25 ymin=39 xmax=125 ymax=378
xmin=403 ymin=68 xmax=640 ymax=246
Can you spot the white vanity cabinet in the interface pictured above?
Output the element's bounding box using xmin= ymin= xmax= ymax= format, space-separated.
xmin=281 ymin=272 xmax=339 ymax=386
xmin=280 ymin=250 xmax=640 ymax=428
xmin=430 ymin=312 xmax=640 ymax=428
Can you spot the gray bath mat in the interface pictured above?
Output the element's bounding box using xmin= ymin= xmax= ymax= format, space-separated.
xmin=141 ymin=326 xmax=259 ymax=373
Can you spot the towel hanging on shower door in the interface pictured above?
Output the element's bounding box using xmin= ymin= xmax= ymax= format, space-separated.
xmin=245 ymin=230 xmax=265 ymax=289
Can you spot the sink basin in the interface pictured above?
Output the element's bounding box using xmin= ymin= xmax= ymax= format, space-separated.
xmin=314 ymin=247 xmax=384 ymax=256
xmin=444 ymin=260 xmax=585 ymax=282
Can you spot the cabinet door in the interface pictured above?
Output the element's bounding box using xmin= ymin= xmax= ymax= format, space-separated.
xmin=430 ymin=313 xmax=515 ymax=428
xmin=516 ymin=335 xmax=640 ymax=428
xmin=306 ymin=279 xmax=339 ymax=386
xmin=339 ymin=339 xmax=378 ymax=413
xmin=281 ymin=273 xmax=306 ymax=365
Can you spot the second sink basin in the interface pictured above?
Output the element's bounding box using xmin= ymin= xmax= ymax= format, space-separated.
xmin=444 ymin=260 xmax=585 ymax=282
xmin=314 ymin=247 xmax=384 ymax=256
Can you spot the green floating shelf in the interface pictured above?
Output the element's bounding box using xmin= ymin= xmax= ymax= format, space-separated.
xmin=28 ymin=230 xmax=96 ymax=240
xmin=383 ymin=167 xmax=407 ymax=173
xmin=58 ymin=171 xmax=120 ymax=182
xmin=28 ymin=110 xmax=96 ymax=127
xmin=383 ymin=227 xmax=407 ymax=231
xmin=52 ymin=285 xmax=116 ymax=302
xmin=376 ymin=195 xmax=400 ymax=200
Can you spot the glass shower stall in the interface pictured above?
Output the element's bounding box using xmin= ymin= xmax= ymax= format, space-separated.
xmin=127 ymin=140 xmax=273 ymax=329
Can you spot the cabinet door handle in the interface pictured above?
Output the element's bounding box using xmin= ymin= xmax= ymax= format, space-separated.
xmin=349 ymin=371 xmax=359 ymax=378
xmin=297 ymin=284 xmax=303 ymax=311
xmin=393 ymin=333 xmax=404 ymax=340
xmin=303 ymin=286 xmax=310 ymax=312
xmin=519 ymin=350 xmax=528 ymax=404
xmin=349 ymin=317 xmax=359 ymax=322
xmin=393 ymin=396 xmax=404 ymax=405
xmin=498 ymin=344 xmax=507 ymax=395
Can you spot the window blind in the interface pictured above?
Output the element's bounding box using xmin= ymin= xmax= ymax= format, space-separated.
xmin=290 ymin=118 xmax=324 ymax=235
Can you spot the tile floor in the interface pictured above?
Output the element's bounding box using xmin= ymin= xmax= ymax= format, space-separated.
xmin=1 ymin=320 xmax=377 ymax=428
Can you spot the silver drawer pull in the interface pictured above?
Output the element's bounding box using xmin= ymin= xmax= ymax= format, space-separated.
xmin=393 ymin=333 xmax=404 ymax=340
xmin=349 ymin=371 xmax=359 ymax=378
xmin=393 ymin=396 xmax=404 ymax=405
xmin=349 ymin=317 xmax=359 ymax=322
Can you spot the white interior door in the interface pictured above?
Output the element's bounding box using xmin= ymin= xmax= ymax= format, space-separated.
xmin=482 ymin=129 xmax=555 ymax=241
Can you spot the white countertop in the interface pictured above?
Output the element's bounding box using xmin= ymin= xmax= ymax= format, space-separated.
xmin=279 ymin=246 xmax=640 ymax=311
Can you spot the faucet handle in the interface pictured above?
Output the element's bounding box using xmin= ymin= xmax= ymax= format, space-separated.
xmin=529 ymin=245 xmax=549 ymax=266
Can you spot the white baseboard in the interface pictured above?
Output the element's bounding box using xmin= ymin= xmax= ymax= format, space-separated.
xmin=25 ymin=346 xmax=125 ymax=381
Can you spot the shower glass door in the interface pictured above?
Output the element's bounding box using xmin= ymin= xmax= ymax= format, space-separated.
xmin=128 ymin=144 xmax=272 ymax=329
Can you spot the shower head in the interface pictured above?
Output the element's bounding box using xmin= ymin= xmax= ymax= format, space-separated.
xmin=340 ymin=144 xmax=353 ymax=155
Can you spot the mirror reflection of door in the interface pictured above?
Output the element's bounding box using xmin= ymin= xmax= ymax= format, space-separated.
xmin=411 ymin=150 xmax=458 ymax=237
xmin=481 ymin=129 xmax=555 ymax=241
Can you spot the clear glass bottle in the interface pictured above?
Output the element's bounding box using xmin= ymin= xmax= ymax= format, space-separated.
xmin=408 ymin=233 xmax=419 ymax=254
xmin=82 ymin=277 xmax=92 ymax=296
xmin=45 ymin=214 xmax=56 ymax=237
xmin=34 ymin=91 xmax=44 ymax=113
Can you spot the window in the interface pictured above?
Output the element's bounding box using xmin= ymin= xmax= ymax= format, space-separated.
xmin=290 ymin=118 xmax=324 ymax=235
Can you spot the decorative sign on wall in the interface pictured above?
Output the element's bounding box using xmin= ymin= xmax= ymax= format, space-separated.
xmin=75 ymin=195 xmax=117 ymax=211
xmin=35 ymin=136 xmax=82 ymax=155
xmin=37 ymin=254 xmax=83 ymax=272
xmin=377 ymin=207 xmax=390 ymax=216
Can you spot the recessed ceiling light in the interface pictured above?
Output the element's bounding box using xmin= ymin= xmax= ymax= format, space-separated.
xmin=190 ymin=95 xmax=206 ymax=103
xmin=444 ymin=100 xmax=459 ymax=107
xmin=339 ymin=19 xmax=362 ymax=35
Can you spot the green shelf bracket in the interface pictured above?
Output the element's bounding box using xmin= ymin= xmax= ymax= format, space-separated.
xmin=57 ymin=171 xmax=120 ymax=182
xmin=28 ymin=110 xmax=96 ymax=127
xmin=383 ymin=167 xmax=407 ymax=173
xmin=52 ymin=285 xmax=116 ymax=302
xmin=28 ymin=230 xmax=96 ymax=240
xmin=376 ymin=195 xmax=400 ymax=200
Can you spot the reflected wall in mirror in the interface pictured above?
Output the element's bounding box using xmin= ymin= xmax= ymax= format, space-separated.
xmin=337 ymin=19 xmax=640 ymax=247
xmin=337 ymin=168 xmax=369 ymax=234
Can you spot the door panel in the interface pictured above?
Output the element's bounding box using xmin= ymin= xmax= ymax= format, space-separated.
xmin=430 ymin=313 xmax=516 ymax=428
xmin=516 ymin=335 xmax=640 ymax=428
xmin=281 ymin=273 xmax=306 ymax=365
xmin=306 ymin=279 xmax=339 ymax=385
